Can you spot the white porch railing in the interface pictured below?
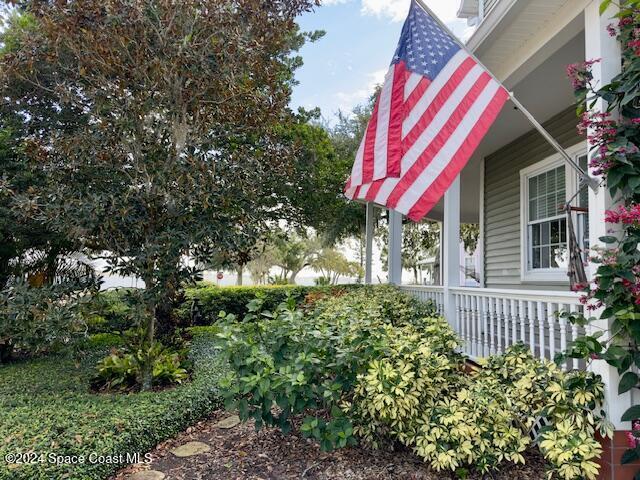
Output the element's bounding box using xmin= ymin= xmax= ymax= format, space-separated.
xmin=400 ymin=285 xmax=586 ymax=370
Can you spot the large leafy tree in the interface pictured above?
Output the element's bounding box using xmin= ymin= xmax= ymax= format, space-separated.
xmin=378 ymin=220 xmax=440 ymax=284
xmin=1 ymin=0 xmax=318 ymax=386
xmin=271 ymin=232 xmax=320 ymax=284
xmin=311 ymin=247 xmax=362 ymax=284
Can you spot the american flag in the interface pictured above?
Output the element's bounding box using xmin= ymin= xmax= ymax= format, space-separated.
xmin=345 ymin=0 xmax=509 ymax=221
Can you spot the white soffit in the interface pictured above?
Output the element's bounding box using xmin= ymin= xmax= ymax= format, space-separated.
xmin=458 ymin=0 xmax=479 ymax=19
xmin=468 ymin=0 xmax=589 ymax=86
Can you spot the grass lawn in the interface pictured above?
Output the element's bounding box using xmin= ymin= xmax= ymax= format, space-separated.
xmin=0 ymin=327 xmax=225 ymax=480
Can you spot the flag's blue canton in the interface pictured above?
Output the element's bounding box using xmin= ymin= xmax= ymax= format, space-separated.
xmin=392 ymin=1 xmax=461 ymax=80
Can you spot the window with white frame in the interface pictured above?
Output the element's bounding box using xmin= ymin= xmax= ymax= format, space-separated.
xmin=520 ymin=145 xmax=588 ymax=282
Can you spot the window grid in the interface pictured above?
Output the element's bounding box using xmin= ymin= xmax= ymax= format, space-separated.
xmin=527 ymin=165 xmax=567 ymax=271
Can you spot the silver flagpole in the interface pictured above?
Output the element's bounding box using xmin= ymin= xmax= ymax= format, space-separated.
xmin=414 ymin=0 xmax=600 ymax=191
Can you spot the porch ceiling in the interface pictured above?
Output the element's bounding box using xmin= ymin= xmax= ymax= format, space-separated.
xmin=468 ymin=0 xmax=588 ymax=86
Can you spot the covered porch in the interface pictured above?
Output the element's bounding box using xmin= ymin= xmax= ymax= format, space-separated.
xmin=362 ymin=0 xmax=616 ymax=377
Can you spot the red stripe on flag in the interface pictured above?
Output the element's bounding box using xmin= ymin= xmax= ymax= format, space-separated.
xmin=361 ymin=100 xmax=380 ymax=184
xmin=404 ymin=77 xmax=431 ymax=118
xmin=386 ymin=62 xmax=408 ymax=179
xmin=344 ymin=175 xmax=352 ymax=193
xmin=363 ymin=178 xmax=385 ymax=202
xmin=386 ymin=73 xmax=492 ymax=209
xmin=406 ymin=88 xmax=509 ymax=221
xmin=402 ymin=57 xmax=476 ymax=152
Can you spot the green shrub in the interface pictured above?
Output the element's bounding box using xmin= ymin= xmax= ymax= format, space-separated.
xmin=93 ymin=341 xmax=188 ymax=391
xmin=217 ymin=286 xmax=459 ymax=451
xmin=217 ymin=288 xmax=610 ymax=480
xmin=477 ymin=346 xmax=609 ymax=480
xmin=176 ymin=283 xmax=365 ymax=325
xmin=0 ymin=326 xmax=225 ymax=480
xmin=0 ymin=281 xmax=93 ymax=361
xmin=86 ymin=289 xmax=135 ymax=334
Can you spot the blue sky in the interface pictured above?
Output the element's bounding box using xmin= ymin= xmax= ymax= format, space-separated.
xmin=291 ymin=0 xmax=474 ymax=123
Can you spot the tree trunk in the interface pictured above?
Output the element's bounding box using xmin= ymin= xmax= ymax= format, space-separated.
xmin=289 ymin=269 xmax=301 ymax=285
xmin=0 ymin=255 xmax=10 ymax=291
xmin=236 ymin=265 xmax=243 ymax=286
xmin=140 ymin=303 xmax=156 ymax=392
xmin=413 ymin=267 xmax=418 ymax=285
xmin=140 ymin=266 xmax=159 ymax=392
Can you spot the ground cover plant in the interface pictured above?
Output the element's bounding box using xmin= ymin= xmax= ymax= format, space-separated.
xmin=0 ymin=327 xmax=225 ymax=480
xmin=217 ymin=286 xmax=612 ymax=479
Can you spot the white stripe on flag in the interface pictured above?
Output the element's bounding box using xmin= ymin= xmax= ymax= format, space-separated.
xmin=374 ymin=64 xmax=484 ymax=205
xmin=373 ymin=68 xmax=395 ymax=180
xmin=351 ymin=135 xmax=366 ymax=186
xmin=394 ymin=80 xmax=502 ymax=214
xmin=402 ymin=50 xmax=469 ymax=139
xmin=404 ymin=72 xmax=423 ymax=101
xmin=357 ymin=183 xmax=370 ymax=200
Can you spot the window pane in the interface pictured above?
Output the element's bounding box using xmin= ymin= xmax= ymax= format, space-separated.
xmin=546 ymin=194 xmax=556 ymax=218
xmin=551 ymin=246 xmax=563 ymax=268
xmin=557 ymin=166 xmax=565 ymax=189
xmin=532 ymin=247 xmax=541 ymax=269
xmin=551 ymin=221 xmax=560 ymax=243
xmin=538 ymin=196 xmax=547 ymax=219
xmin=529 ymin=176 xmax=537 ymax=199
xmin=538 ymin=172 xmax=547 ymax=196
xmin=541 ymin=246 xmax=550 ymax=268
xmin=526 ymin=164 xmax=571 ymax=272
xmin=542 ymin=222 xmax=550 ymax=245
xmin=530 ymin=200 xmax=537 ymax=221
xmin=531 ymin=224 xmax=540 ymax=246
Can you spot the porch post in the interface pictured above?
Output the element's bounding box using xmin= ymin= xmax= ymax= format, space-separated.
xmin=388 ymin=209 xmax=403 ymax=285
xmin=364 ymin=202 xmax=375 ymax=284
xmin=585 ymin=1 xmax=630 ymax=431
xmin=443 ymin=174 xmax=461 ymax=327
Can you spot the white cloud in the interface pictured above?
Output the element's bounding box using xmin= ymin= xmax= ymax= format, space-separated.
xmin=334 ymin=68 xmax=387 ymax=113
xmin=322 ymin=0 xmax=474 ymax=40
xmin=361 ymin=0 xmax=409 ymax=22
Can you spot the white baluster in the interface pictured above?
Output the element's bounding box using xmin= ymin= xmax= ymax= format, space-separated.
xmin=466 ymin=295 xmax=472 ymax=355
xmin=528 ymin=300 xmax=536 ymax=354
xmin=475 ymin=296 xmax=481 ymax=357
xmin=570 ymin=303 xmax=579 ymax=370
xmin=537 ymin=301 xmax=545 ymax=360
xmin=547 ymin=302 xmax=556 ymax=362
xmin=519 ymin=299 xmax=526 ymax=343
xmin=454 ymin=293 xmax=461 ymax=339
xmin=502 ymin=298 xmax=510 ymax=348
xmin=488 ymin=297 xmax=496 ymax=355
xmin=496 ymin=298 xmax=507 ymax=354
xmin=559 ymin=303 xmax=568 ymax=370
xmin=499 ymin=298 xmax=507 ymax=351
xmin=511 ymin=299 xmax=518 ymax=346
xmin=459 ymin=294 xmax=465 ymax=352
xmin=480 ymin=296 xmax=489 ymax=357
xmin=470 ymin=296 xmax=477 ymax=357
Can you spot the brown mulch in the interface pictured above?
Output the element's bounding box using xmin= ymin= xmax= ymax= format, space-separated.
xmin=113 ymin=410 xmax=548 ymax=480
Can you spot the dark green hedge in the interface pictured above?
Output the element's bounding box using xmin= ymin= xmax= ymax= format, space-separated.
xmin=86 ymin=289 xmax=135 ymax=334
xmin=176 ymin=284 xmax=364 ymax=324
xmin=0 ymin=327 xmax=225 ymax=480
